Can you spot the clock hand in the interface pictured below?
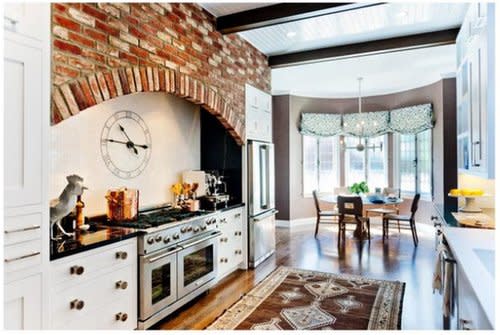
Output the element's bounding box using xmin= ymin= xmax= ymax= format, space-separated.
xmin=118 ymin=124 xmax=133 ymax=143
xmin=106 ymin=139 xmax=149 ymax=150
xmin=106 ymin=138 xmax=139 ymax=155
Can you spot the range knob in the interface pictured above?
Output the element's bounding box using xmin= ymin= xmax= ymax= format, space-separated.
xmin=173 ymin=233 xmax=180 ymax=240
xmin=180 ymin=226 xmax=188 ymax=233
xmin=163 ymin=236 xmax=171 ymax=244
xmin=155 ymin=235 xmax=163 ymax=242
xmin=147 ymin=237 xmax=155 ymax=244
xmin=200 ymin=224 xmax=207 ymax=231
xmin=193 ymin=226 xmax=200 ymax=233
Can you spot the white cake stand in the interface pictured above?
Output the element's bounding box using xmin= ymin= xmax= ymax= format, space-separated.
xmin=448 ymin=193 xmax=491 ymax=213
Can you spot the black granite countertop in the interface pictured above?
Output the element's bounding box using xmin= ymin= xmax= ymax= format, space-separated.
xmin=217 ymin=202 xmax=245 ymax=212
xmin=50 ymin=223 xmax=140 ymax=261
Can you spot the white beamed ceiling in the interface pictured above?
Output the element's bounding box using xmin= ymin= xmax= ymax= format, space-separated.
xmin=201 ymin=3 xmax=467 ymax=56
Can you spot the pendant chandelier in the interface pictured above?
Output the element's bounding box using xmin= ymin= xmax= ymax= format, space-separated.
xmin=341 ymin=77 xmax=383 ymax=152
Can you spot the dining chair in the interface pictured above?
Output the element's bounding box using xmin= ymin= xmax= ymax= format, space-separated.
xmin=382 ymin=193 xmax=421 ymax=246
xmin=313 ymin=190 xmax=340 ymax=237
xmin=337 ymin=195 xmax=370 ymax=242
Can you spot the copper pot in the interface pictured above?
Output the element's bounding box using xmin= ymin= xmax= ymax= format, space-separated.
xmin=105 ymin=188 xmax=139 ymax=222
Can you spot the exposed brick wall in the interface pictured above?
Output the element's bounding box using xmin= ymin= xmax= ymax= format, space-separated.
xmin=51 ymin=3 xmax=271 ymax=143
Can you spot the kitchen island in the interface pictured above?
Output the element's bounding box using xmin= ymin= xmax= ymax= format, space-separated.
xmin=442 ymin=226 xmax=495 ymax=329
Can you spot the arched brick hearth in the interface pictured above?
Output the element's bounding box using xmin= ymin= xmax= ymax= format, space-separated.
xmin=52 ymin=66 xmax=244 ymax=144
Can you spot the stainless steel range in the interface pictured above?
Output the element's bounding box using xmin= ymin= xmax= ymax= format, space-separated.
xmin=121 ymin=206 xmax=220 ymax=329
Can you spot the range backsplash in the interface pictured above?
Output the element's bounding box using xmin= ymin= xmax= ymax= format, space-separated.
xmin=49 ymin=92 xmax=200 ymax=216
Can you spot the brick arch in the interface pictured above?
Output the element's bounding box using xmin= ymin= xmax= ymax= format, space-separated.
xmin=51 ymin=66 xmax=244 ymax=144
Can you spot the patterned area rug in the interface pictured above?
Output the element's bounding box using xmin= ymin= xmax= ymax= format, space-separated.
xmin=207 ymin=266 xmax=405 ymax=330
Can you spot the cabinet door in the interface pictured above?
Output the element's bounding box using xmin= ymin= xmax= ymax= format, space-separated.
xmin=4 ymin=273 xmax=42 ymax=329
xmin=4 ymin=3 xmax=48 ymax=42
xmin=4 ymin=38 xmax=43 ymax=208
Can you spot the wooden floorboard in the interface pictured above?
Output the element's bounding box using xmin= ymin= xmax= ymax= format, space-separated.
xmin=154 ymin=219 xmax=442 ymax=330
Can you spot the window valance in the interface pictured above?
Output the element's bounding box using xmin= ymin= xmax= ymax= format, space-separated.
xmin=299 ymin=103 xmax=433 ymax=137
xmin=389 ymin=103 xmax=434 ymax=134
xmin=343 ymin=111 xmax=389 ymax=137
xmin=299 ymin=113 xmax=342 ymax=137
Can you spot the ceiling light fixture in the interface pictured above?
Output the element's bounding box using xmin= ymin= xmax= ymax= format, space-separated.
xmin=341 ymin=77 xmax=383 ymax=152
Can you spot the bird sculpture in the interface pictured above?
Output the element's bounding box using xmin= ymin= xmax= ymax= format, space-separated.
xmin=50 ymin=175 xmax=87 ymax=240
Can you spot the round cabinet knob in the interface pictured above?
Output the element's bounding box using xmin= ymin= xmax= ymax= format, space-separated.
xmin=147 ymin=237 xmax=155 ymax=245
xmin=116 ymin=312 xmax=128 ymax=322
xmin=155 ymin=235 xmax=163 ymax=242
xmin=116 ymin=251 xmax=128 ymax=260
xmin=116 ymin=280 xmax=128 ymax=290
xmin=163 ymin=236 xmax=171 ymax=243
xmin=173 ymin=233 xmax=180 ymax=240
xmin=70 ymin=265 xmax=84 ymax=275
xmin=70 ymin=299 xmax=85 ymax=310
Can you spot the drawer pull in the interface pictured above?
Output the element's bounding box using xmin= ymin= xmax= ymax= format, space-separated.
xmin=70 ymin=265 xmax=85 ymax=275
xmin=116 ymin=251 xmax=128 ymax=260
xmin=460 ymin=319 xmax=472 ymax=330
xmin=235 ymin=213 xmax=241 ymax=218
xmin=234 ymin=231 xmax=242 ymax=236
xmin=4 ymin=225 xmax=41 ymax=234
xmin=116 ymin=280 xmax=128 ymax=290
xmin=4 ymin=251 xmax=40 ymax=263
xmin=116 ymin=312 xmax=128 ymax=322
xmin=70 ymin=299 xmax=85 ymax=310
xmin=220 ymin=257 xmax=228 ymax=263
xmin=234 ymin=249 xmax=242 ymax=255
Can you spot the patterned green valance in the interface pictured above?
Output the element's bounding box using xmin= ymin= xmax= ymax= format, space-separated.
xmin=299 ymin=113 xmax=342 ymax=137
xmin=343 ymin=111 xmax=389 ymax=137
xmin=300 ymin=103 xmax=433 ymax=137
xmin=389 ymin=103 xmax=434 ymax=134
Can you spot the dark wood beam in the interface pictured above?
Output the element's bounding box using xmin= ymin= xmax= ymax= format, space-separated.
xmin=216 ymin=3 xmax=385 ymax=34
xmin=269 ymin=28 xmax=460 ymax=68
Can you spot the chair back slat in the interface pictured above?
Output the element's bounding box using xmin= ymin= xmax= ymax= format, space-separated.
xmin=411 ymin=193 xmax=421 ymax=218
xmin=337 ymin=195 xmax=363 ymax=216
xmin=312 ymin=190 xmax=321 ymax=213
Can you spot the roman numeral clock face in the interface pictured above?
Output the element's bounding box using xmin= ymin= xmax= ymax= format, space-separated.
xmin=100 ymin=111 xmax=152 ymax=179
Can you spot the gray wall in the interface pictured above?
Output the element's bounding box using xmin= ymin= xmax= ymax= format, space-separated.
xmin=273 ymin=79 xmax=457 ymax=221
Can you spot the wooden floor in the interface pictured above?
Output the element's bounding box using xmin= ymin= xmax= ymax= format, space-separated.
xmin=155 ymin=219 xmax=443 ymax=330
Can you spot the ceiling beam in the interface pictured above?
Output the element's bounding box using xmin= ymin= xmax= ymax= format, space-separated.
xmin=216 ymin=3 xmax=385 ymax=34
xmin=269 ymin=28 xmax=460 ymax=68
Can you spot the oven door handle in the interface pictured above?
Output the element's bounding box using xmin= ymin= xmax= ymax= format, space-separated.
xmin=179 ymin=231 xmax=222 ymax=249
xmin=146 ymin=246 xmax=183 ymax=263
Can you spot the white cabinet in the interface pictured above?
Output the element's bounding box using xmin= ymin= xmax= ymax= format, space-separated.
xmin=245 ymin=84 xmax=272 ymax=142
xmin=456 ymin=2 xmax=495 ymax=178
xmin=457 ymin=265 xmax=492 ymax=330
xmin=4 ymin=274 xmax=42 ymax=330
xmin=49 ymin=239 xmax=138 ymax=330
xmin=216 ymin=207 xmax=244 ymax=280
xmin=3 ymin=3 xmax=50 ymax=330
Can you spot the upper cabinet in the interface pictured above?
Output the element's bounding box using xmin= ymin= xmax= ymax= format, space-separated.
xmin=4 ymin=3 xmax=48 ymax=42
xmin=456 ymin=3 xmax=495 ymax=179
xmin=245 ymin=84 xmax=272 ymax=143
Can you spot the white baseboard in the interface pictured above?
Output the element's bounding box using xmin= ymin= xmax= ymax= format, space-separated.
xmin=276 ymin=217 xmax=316 ymax=230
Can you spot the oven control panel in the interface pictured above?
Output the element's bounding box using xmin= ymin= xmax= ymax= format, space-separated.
xmin=139 ymin=214 xmax=218 ymax=255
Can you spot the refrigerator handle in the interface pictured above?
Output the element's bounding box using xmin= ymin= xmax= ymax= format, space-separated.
xmin=259 ymin=145 xmax=268 ymax=209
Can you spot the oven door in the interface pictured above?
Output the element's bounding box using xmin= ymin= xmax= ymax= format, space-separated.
xmin=177 ymin=231 xmax=221 ymax=299
xmin=139 ymin=245 xmax=181 ymax=321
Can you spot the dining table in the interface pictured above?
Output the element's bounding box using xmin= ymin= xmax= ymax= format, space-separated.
xmin=319 ymin=194 xmax=404 ymax=240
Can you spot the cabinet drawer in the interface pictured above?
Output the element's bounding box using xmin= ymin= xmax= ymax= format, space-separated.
xmin=51 ymin=264 xmax=135 ymax=326
xmin=4 ymin=239 xmax=41 ymax=273
xmin=457 ymin=266 xmax=492 ymax=330
xmin=51 ymin=239 xmax=136 ymax=287
xmin=52 ymin=295 xmax=137 ymax=330
xmin=4 ymin=213 xmax=41 ymax=246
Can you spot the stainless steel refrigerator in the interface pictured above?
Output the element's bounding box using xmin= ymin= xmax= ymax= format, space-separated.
xmin=248 ymin=140 xmax=276 ymax=268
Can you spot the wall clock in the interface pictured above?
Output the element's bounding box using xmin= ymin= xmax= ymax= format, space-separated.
xmin=100 ymin=110 xmax=152 ymax=179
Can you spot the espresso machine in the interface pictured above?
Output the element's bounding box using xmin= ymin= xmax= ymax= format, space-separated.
xmin=200 ymin=171 xmax=230 ymax=210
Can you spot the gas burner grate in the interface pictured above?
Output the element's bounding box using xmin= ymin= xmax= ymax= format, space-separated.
xmin=111 ymin=208 xmax=212 ymax=229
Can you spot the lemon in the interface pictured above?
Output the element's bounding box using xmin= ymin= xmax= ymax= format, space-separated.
xmin=449 ymin=189 xmax=461 ymax=196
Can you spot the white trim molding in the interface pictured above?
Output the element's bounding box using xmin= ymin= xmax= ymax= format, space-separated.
xmin=276 ymin=217 xmax=316 ymax=231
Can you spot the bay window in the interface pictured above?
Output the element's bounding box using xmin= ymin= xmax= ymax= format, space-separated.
xmin=302 ymin=136 xmax=339 ymax=195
